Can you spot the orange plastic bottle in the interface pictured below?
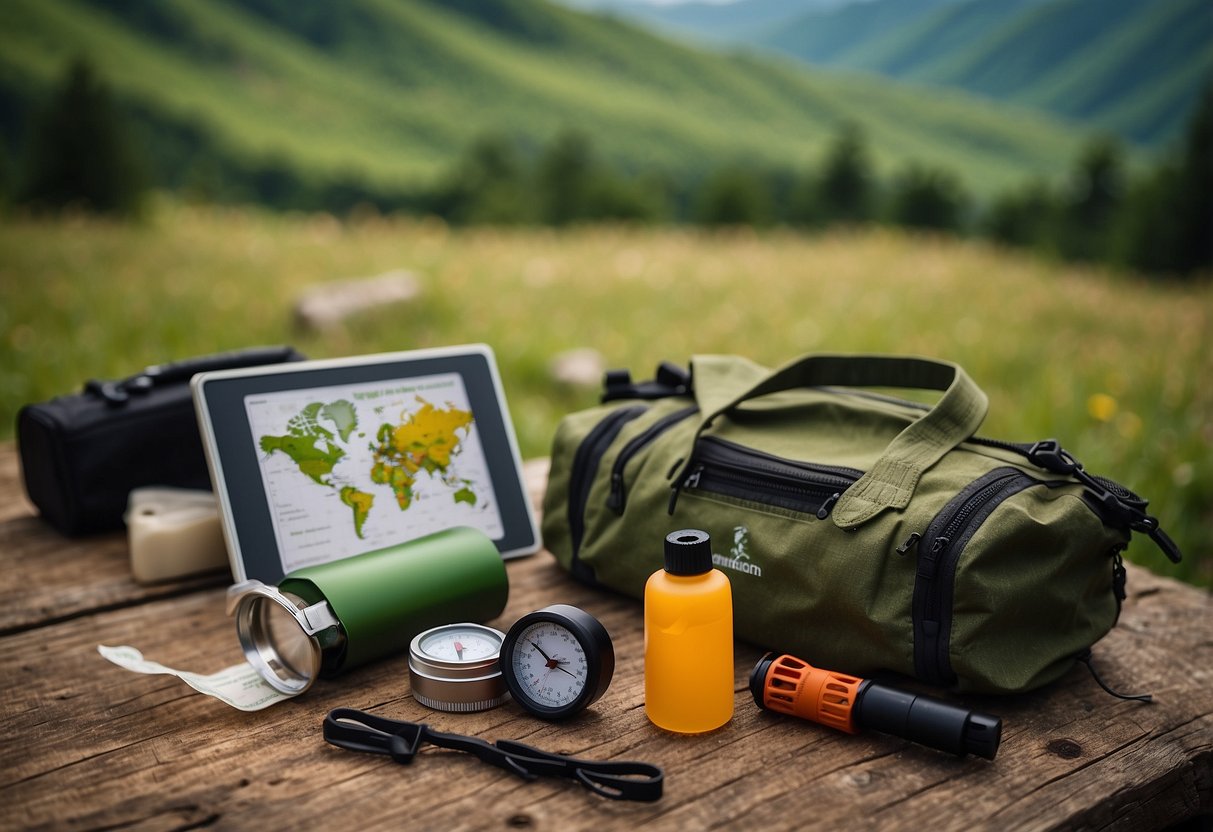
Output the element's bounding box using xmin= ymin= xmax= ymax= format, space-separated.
xmin=644 ymin=529 xmax=734 ymax=733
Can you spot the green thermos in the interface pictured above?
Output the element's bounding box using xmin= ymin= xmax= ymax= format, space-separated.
xmin=225 ymin=527 xmax=508 ymax=695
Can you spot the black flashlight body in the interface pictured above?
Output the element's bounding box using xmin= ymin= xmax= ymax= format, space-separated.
xmin=750 ymin=653 xmax=1002 ymax=760
xmin=852 ymin=680 xmax=1001 ymax=760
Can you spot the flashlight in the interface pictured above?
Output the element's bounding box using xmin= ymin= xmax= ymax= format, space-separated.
xmin=750 ymin=653 xmax=1001 ymax=760
xmin=226 ymin=527 xmax=508 ymax=695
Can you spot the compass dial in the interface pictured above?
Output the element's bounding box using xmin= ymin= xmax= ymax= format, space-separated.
xmin=501 ymin=605 xmax=614 ymax=720
xmin=416 ymin=626 xmax=503 ymax=663
xmin=408 ymin=623 xmax=507 ymax=713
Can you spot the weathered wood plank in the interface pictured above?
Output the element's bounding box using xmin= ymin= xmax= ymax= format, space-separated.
xmin=1 ymin=547 xmax=1209 ymax=831
xmin=0 ymin=444 xmax=33 ymax=524
xmin=0 ymin=515 xmax=228 ymax=637
xmin=0 ymin=443 xmax=230 ymax=636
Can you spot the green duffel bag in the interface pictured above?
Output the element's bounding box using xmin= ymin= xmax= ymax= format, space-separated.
xmin=542 ymin=354 xmax=1182 ymax=694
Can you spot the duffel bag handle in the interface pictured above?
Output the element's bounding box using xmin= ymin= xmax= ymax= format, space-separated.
xmin=689 ymin=354 xmax=989 ymax=528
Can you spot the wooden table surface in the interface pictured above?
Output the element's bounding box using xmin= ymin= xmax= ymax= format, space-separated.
xmin=1 ymin=443 xmax=1210 ymax=831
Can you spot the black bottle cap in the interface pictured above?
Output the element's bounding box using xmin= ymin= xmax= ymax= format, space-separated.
xmin=664 ymin=529 xmax=713 ymax=575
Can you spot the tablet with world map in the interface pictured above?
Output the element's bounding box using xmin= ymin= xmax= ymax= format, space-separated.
xmin=193 ymin=345 xmax=538 ymax=583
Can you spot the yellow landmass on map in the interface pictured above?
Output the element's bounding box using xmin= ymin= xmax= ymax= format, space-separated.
xmin=340 ymin=486 xmax=374 ymax=539
xmin=370 ymin=400 xmax=474 ymax=510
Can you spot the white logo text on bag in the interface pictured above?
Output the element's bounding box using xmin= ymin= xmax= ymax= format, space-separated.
xmin=712 ymin=525 xmax=762 ymax=577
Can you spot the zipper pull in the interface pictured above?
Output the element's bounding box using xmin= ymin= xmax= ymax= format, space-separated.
xmin=816 ymin=492 xmax=841 ymax=520
xmin=896 ymin=533 xmax=922 ymax=557
xmin=667 ymin=465 xmax=702 ymax=515
xmin=606 ymin=472 xmax=625 ymax=514
xmin=1111 ymin=550 xmax=1127 ymax=603
xmin=917 ymin=536 xmax=948 ymax=579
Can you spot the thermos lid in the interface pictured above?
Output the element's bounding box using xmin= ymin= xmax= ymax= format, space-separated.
xmin=225 ymin=581 xmax=343 ymax=695
xmin=664 ymin=529 xmax=713 ymax=575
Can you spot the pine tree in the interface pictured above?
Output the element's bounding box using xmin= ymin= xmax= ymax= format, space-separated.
xmin=1114 ymin=89 xmax=1212 ymax=277
xmin=694 ymin=167 xmax=771 ymax=227
xmin=817 ymin=122 xmax=873 ymax=225
xmin=984 ymin=179 xmax=1056 ymax=248
xmin=537 ymin=130 xmax=595 ymax=226
xmin=18 ymin=58 xmax=146 ymax=216
xmin=1056 ymin=138 xmax=1125 ymax=261
xmin=888 ymin=164 xmax=967 ymax=232
xmin=0 ymin=139 xmax=10 ymax=210
xmin=1164 ymin=87 xmax=1212 ymax=274
xmin=439 ymin=133 xmax=531 ymax=224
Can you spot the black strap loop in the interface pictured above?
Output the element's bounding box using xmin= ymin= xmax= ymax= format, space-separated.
xmin=323 ymin=708 xmax=663 ymax=802
xmin=1075 ymin=650 xmax=1153 ymax=704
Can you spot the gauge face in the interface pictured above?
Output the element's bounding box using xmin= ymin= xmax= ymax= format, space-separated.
xmin=501 ymin=605 xmax=615 ymax=720
xmin=509 ymin=621 xmax=590 ymax=708
xmin=417 ymin=625 xmax=503 ymax=663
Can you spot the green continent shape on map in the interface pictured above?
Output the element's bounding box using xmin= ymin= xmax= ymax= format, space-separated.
xmin=370 ymin=399 xmax=475 ymax=510
xmin=340 ymin=486 xmax=374 ymax=538
xmin=321 ymin=400 xmax=358 ymax=443
xmin=262 ymin=397 xmax=479 ymax=536
xmin=454 ymin=482 xmax=477 ymax=506
xmin=259 ymin=402 xmax=345 ymax=485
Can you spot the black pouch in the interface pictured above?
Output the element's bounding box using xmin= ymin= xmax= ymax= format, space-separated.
xmin=17 ymin=346 xmax=306 ymax=535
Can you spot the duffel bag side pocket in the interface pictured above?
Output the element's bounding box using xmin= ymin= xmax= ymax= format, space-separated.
xmin=944 ymin=482 xmax=1128 ymax=693
xmin=571 ymin=401 xmax=701 ymax=594
xmin=542 ymin=404 xmax=643 ymax=577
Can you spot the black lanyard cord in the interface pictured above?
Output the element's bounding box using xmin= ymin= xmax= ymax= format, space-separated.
xmin=323 ymin=708 xmax=664 ymax=802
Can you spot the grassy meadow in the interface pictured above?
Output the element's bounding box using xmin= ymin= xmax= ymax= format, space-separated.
xmin=1 ymin=203 xmax=1209 ymax=585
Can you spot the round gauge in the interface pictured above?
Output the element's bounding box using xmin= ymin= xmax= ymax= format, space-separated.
xmin=501 ymin=605 xmax=614 ymax=720
xmin=407 ymin=623 xmax=508 ymax=712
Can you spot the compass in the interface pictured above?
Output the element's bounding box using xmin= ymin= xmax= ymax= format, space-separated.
xmin=501 ymin=605 xmax=614 ymax=720
xmin=407 ymin=623 xmax=508 ymax=712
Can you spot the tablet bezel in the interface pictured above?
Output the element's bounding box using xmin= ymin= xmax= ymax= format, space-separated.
xmin=192 ymin=344 xmax=539 ymax=583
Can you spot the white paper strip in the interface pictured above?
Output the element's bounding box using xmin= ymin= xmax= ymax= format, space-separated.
xmin=98 ymin=644 xmax=295 ymax=712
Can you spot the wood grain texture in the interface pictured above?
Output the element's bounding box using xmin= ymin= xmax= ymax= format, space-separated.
xmin=0 ymin=445 xmax=31 ymax=525
xmin=0 ymin=448 xmax=1209 ymax=831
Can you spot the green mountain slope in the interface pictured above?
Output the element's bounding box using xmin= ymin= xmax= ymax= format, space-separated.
xmin=0 ymin=0 xmax=1094 ymax=201
xmin=764 ymin=0 xmax=962 ymax=66
xmin=566 ymin=0 xmax=854 ymax=44
xmin=761 ymin=0 xmax=1212 ymax=146
xmin=833 ymin=0 xmax=1046 ymax=75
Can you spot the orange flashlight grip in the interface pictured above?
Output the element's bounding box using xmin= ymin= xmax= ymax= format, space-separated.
xmin=754 ymin=653 xmax=864 ymax=734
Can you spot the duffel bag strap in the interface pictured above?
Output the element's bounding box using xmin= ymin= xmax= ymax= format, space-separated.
xmin=687 ymin=354 xmax=989 ymax=528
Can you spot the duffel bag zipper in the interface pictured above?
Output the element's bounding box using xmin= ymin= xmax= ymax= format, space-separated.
xmin=568 ymin=405 xmax=647 ymax=577
xmin=606 ymin=405 xmax=699 ymax=514
xmin=907 ymin=467 xmax=1049 ymax=686
xmin=669 ymin=436 xmax=862 ymax=517
xmin=822 ymin=389 xmax=1181 ymax=563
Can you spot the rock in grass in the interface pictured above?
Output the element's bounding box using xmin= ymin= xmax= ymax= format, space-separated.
xmin=294 ymin=269 xmax=421 ymax=332
xmin=550 ymin=348 xmax=606 ymax=388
